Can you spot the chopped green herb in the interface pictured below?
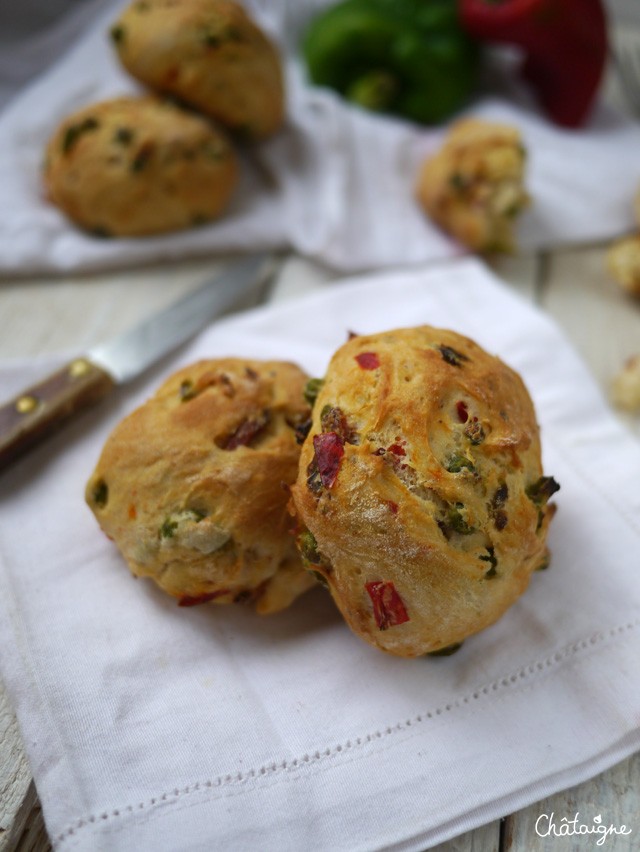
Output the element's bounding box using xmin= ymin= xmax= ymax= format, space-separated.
xmin=492 ymin=483 xmax=508 ymax=506
xmin=480 ymin=546 xmax=498 ymax=578
xmin=62 ymin=117 xmax=99 ymax=154
xmin=526 ymin=476 xmax=560 ymax=505
xmin=504 ymin=202 xmax=522 ymax=218
xmin=299 ymin=530 xmax=320 ymax=563
xmin=110 ymin=24 xmax=125 ymax=44
xmin=306 ymin=458 xmax=323 ymax=496
xmin=160 ymin=509 xmax=204 ymax=539
xmin=437 ymin=344 xmax=469 ymax=367
xmin=310 ymin=570 xmax=329 ymax=588
xmin=293 ymin=416 xmax=312 ymax=445
xmin=303 ymin=377 xmax=324 ymax=407
xmin=90 ymin=226 xmax=112 ymax=239
xmin=449 ymin=172 xmax=467 ymax=192
xmin=131 ymin=142 xmax=154 ymax=173
xmin=114 ymin=127 xmax=134 ymax=146
xmin=204 ymin=142 xmax=227 ymax=161
xmin=445 ymin=453 xmax=475 ymax=473
xmin=92 ymin=479 xmax=108 ymax=508
xmin=160 ymin=518 xmax=178 ymax=539
xmin=179 ymin=379 xmax=197 ymax=401
xmin=535 ymin=554 xmax=550 ymax=571
xmin=447 ymin=503 xmax=474 ymax=535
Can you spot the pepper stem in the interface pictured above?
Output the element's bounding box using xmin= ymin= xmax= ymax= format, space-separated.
xmin=346 ymin=71 xmax=397 ymax=112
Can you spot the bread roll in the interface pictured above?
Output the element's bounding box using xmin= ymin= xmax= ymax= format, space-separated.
xmin=44 ymin=95 xmax=238 ymax=237
xmin=111 ymin=0 xmax=285 ymax=139
xmin=291 ymin=326 xmax=559 ymax=656
xmin=86 ymin=358 xmax=315 ymax=613
xmin=417 ymin=118 xmax=529 ymax=253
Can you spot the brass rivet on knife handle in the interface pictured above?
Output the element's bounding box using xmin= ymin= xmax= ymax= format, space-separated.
xmin=0 ymin=360 xmax=115 ymax=472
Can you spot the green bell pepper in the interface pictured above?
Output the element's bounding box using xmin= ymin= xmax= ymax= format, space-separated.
xmin=302 ymin=0 xmax=479 ymax=125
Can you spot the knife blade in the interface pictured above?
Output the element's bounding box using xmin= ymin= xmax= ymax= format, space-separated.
xmin=0 ymin=253 xmax=273 ymax=472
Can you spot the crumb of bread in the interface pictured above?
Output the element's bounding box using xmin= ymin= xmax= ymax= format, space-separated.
xmin=612 ymin=354 xmax=640 ymax=412
xmin=416 ymin=118 xmax=529 ymax=253
xmin=606 ymin=235 xmax=640 ymax=297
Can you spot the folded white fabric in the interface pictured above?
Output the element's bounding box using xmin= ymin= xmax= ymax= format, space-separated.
xmin=0 ymin=257 xmax=639 ymax=851
xmin=1 ymin=0 xmax=640 ymax=274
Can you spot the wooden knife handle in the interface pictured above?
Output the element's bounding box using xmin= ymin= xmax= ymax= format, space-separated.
xmin=0 ymin=358 xmax=115 ymax=472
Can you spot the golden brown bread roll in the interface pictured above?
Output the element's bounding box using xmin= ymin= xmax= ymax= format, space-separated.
xmin=416 ymin=118 xmax=529 ymax=253
xmin=290 ymin=326 xmax=559 ymax=656
xmin=111 ymin=0 xmax=285 ymax=139
xmin=44 ymin=95 xmax=238 ymax=237
xmin=86 ymin=358 xmax=315 ymax=614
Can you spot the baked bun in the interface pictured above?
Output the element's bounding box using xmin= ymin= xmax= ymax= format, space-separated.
xmin=111 ymin=0 xmax=285 ymax=139
xmin=416 ymin=118 xmax=529 ymax=253
xmin=44 ymin=95 xmax=238 ymax=237
xmin=606 ymin=234 xmax=640 ymax=297
xmin=290 ymin=326 xmax=559 ymax=656
xmin=86 ymin=358 xmax=315 ymax=614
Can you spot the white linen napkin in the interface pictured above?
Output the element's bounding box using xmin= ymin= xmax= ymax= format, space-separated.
xmin=0 ymin=257 xmax=639 ymax=851
xmin=1 ymin=0 xmax=640 ymax=275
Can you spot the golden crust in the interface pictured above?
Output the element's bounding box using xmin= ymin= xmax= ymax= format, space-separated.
xmin=86 ymin=358 xmax=315 ymax=613
xmin=290 ymin=326 xmax=558 ymax=657
xmin=416 ymin=118 xmax=529 ymax=253
xmin=44 ymin=96 xmax=238 ymax=237
xmin=612 ymin=353 xmax=640 ymax=412
xmin=112 ymin=0 xmax=285 ymax=139
xmin=606 ymin=234 xmax=640 ymax=297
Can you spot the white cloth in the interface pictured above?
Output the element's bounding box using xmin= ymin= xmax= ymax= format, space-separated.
xmin=1 ymin=0 xmax=640 ymax=275
xmin=0 ymin=257 xmax=639 ymax=851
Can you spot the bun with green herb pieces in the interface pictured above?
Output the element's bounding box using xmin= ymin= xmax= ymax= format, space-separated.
xmin=44 ymin=95 xmax=238 ymax=237
xmin=290 ymin=326 xmax=559 ymax=657
xmin=111 ymin=0 xmax=285 ymax=140
xmin=416 ymin=118 xmax=529 ymax=253
xmin=86 ymin=358 xmax=315 ymax=614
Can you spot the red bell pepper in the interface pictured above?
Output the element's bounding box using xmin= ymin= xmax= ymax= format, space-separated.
xmin=365 ymin=580 xmax=410 ymax=630
xmin=459 ymin=0 xmax=608 ymax=128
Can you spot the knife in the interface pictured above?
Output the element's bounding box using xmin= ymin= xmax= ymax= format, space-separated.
xmin=0 ymin=253 xmax=273 ymax=472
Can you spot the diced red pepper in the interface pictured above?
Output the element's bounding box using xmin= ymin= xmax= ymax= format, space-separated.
xmin=387 ymin=501 xmax=399 ymax=514
xmin=223 ymin=411 xmax=270 ymax=450
xmin=355 ymin=352 xmax=380 ymax=370
xmin=459 ymin=0 xmax=608 ymax=128
xmin=387 ymin=443 xmax=406 ymax=457
xmin=178 ymin=589 xmax=229 ymax=607
xmin=365 ymin=580 xmax=410 ymax=630
xmin=312 ymin=432 xmax=345 ymax=488
xmin=456 ymin=401 xmax=469 ymax=423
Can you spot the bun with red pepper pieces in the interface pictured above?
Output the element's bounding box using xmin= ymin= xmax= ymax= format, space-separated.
xmin=290 ymin=326 xmax=559 ymax=657
xmin=86 ymin=358 xmax=315 ymax=614
xmin=44 ymin=95 xmax=238 ymax=237
xmin=416 ymin=118 xmax=529 ymax=253
xmin=110 ymin=0 xmax=285 ymax=140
